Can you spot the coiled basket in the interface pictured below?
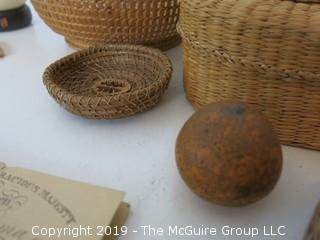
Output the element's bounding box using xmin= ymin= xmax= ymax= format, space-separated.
xmin=31 ymin=0 xmax=180 ymax=50
xmin=43 ymin=45 xmax=172 ymax=119
xmin=178 ymin=0 xmax=320 ymax=150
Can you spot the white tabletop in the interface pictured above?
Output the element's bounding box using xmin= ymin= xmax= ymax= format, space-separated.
xmin=1 ymin=3 xmax=320 ymax=240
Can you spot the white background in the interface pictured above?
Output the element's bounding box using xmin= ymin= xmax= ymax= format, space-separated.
xmin=0 ymin=3 xmax=320 ymax=240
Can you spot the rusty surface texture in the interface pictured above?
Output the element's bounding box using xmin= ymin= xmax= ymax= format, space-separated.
xmin=176 ymin=101 xmax=283 ymax=207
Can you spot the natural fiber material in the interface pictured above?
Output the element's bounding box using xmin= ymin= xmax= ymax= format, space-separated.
xmin=43 ymin=45 xmax=172 ymax=119
xmin=31 ymin=0 xmax=180 ymax=51
xmin=305 ymin=201 xmax=320 ymax=240
xmin=178 ymin=0 xmax=320 ymax=151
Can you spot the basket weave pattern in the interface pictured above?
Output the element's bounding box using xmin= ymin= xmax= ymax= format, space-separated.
xmin=43 ymin=45 xmax=172 ymax=119
xmin=178 ymin=0 xmax=320 ymax=150
xmin=32 ymin=0 xmax=180 ymax=50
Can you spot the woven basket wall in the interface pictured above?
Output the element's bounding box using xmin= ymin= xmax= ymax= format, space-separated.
xmin=178 ymin=0 xmax=320 ymax=151
xmin=31 ymin=0 xmax=180 ymax=50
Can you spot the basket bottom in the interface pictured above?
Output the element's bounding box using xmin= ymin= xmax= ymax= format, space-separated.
xmin=65 ymin=36 xmax=181 ymax=51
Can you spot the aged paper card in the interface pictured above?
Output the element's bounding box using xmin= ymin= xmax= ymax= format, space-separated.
xmin=0 ymin=166 xmax=129 ymax=240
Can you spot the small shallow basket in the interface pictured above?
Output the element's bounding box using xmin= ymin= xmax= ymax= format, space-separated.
xmin=43 ymin=45 xmax=172 ymax=119
xmin=31 ymin=0 xmax=180 ymax=50
xmin=178 ymin=0 xmax=320 ymax=150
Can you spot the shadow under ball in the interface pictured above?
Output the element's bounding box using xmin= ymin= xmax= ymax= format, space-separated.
xmin=176 ymin=101 xmax=283 ymax=207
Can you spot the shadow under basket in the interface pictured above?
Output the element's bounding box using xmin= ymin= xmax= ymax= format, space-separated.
xmin=43 ymin=45 xmax=173 ymax=119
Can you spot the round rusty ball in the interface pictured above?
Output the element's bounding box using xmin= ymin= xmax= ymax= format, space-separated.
xmin=176 ymin=101 xmax=283 ymax=207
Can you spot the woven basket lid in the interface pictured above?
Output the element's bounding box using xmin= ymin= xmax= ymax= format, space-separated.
xmin=178 ymin=0 xmax=320 ymax=75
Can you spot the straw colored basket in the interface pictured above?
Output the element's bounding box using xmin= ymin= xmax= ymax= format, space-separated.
xmin=31 ymin=0 xmax=180 ymax=50
xmin=178 ymin=0 xmax=320 ymax=150
xmin=43 ymin=45 xmax=172 ymax=119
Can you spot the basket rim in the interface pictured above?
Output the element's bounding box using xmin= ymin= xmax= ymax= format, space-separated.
xmin=43 ymin=44 xmax=173 ymax=102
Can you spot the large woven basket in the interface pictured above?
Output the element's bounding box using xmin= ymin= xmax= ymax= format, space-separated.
xmin=31 ymin=0 xmax=180 ymax=51
xmin=43 ymin=45 xmax=172 ymax=119
xmin=178 ymin=0 xmax=320 ymax=151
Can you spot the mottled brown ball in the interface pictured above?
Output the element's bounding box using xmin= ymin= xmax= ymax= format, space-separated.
xmin=176 ymin=101 xmax=283 ymax=207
